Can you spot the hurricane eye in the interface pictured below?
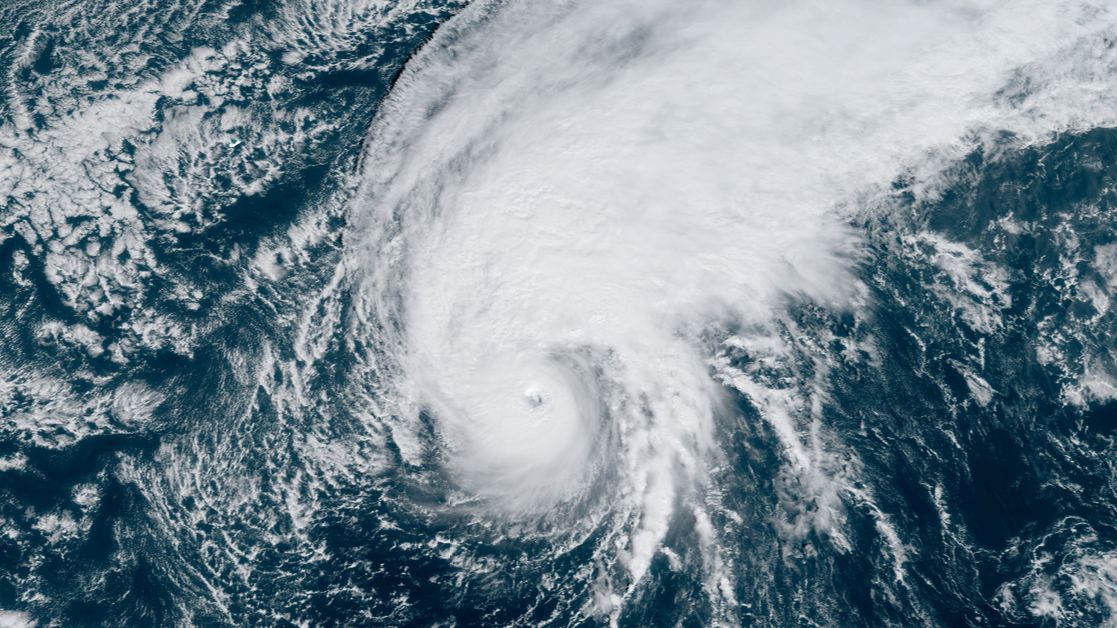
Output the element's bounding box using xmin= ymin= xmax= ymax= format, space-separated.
xmin=524 ymin=387 xmax=544 ymax=408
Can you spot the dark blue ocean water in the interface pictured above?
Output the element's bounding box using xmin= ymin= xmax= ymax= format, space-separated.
xmin=3 ymin=1 xmax=1117 ymax=626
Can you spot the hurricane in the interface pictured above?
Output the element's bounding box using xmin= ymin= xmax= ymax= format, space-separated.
xmin=6 ymin=0 xmax=1117 ymax=625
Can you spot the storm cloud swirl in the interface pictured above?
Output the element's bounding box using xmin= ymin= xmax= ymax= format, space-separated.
xmin=336 ymin=0 xmax=1117 ymax=621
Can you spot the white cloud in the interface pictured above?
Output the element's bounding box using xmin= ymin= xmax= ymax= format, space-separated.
xmin=347 ymin=0 xmax=1117 ymax=612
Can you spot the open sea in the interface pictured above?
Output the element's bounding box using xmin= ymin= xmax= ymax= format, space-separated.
xmin=4 ymin=1 xmax=1117 ymax=625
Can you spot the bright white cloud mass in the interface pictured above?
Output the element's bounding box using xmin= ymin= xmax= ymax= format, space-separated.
xmin=7 ymin=0 xmax=1117 ymax=624
xmin=346 ymin=0 xmax=1117 ymax=615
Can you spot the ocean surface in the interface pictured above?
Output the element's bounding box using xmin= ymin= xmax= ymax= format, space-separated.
xmin=4 ymin=0 xmax=1117 ymax=626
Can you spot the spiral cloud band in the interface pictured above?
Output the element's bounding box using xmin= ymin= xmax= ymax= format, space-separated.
xmin=346 ymin=0 xmax=1117 ymax=617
